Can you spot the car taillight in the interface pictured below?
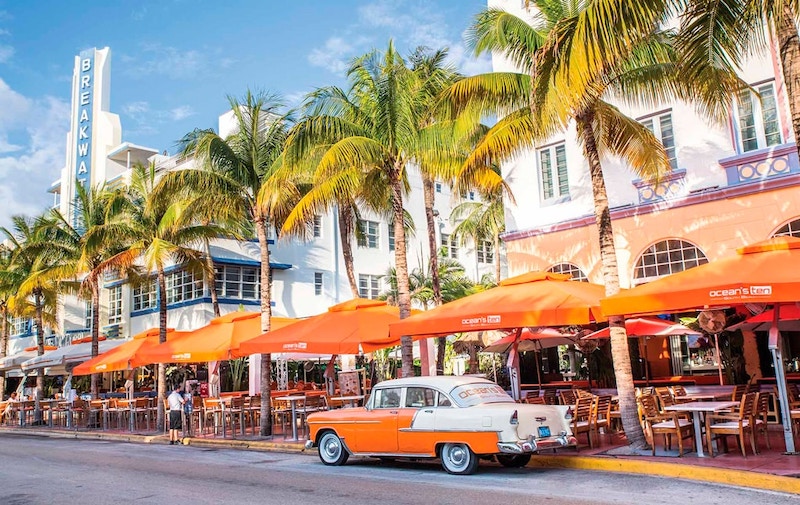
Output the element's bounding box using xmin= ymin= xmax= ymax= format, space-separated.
xmin=565 ymin=407 xmax=573 ymax=420
xmin=510 ymin=410 xmax=519 ymax=425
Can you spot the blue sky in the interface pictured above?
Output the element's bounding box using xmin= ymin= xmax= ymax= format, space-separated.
xmin=0 ymin=0 xmax=490 ymax=229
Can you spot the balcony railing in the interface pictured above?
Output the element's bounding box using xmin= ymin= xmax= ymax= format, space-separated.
xmin=719 ymin=142 xmax=800 ymax=186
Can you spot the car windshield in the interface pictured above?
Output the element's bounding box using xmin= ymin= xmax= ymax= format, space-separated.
xmin=450 ymin=383 xmax=514 ymax=408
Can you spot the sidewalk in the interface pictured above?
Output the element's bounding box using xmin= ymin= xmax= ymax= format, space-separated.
xmin=2 ymin=425 xmax=798 ymax=495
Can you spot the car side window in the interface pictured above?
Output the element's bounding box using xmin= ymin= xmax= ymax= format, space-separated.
xmin=436 ymin=392 xmax=452 ymax=407
xmin=405 ymin=387 xmax=436 ymax=408
xmin=374 ymin=387 xmax=402 ymax=408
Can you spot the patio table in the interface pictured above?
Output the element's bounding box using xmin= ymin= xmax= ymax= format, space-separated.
xmin=330 ymin=395 xmax=364 ymax=408
xmin=664 ymin=401 xmax=738 ymax=457
xmin=275 ymin=395 xmax=306 ymax=441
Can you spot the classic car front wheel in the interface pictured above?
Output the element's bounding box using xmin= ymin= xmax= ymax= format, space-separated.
xmin=318 ymin=431 xmax=349 ymax=466
xmin=496 ymin=454 xmax=532 ymax=468
xmin=440 ymin=443 xmax=479 ymax=475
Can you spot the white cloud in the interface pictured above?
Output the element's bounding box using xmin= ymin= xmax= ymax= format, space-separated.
xmin=284 ymin=90 xmax=308 ymax=108
xmin=170 ymin=105 xmax=194 ymax=121
xmin=0 ymin=80 xmax=69 ymax=229
xmin=308 ymin=37 xmax=354 ymax=74
xmin=122 ymin=43 xmax=207 ymax=79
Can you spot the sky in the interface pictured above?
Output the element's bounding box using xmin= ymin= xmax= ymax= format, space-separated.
xmin=0 ymin=0 xmax=491 ymax=231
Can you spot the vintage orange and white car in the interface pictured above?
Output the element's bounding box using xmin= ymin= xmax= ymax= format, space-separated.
xmin=304 ymin=376 xmax=576 ymax=475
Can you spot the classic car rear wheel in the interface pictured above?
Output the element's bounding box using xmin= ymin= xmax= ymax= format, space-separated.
xmin=496 ymin=454 xmax=532 ymax=468
xmin=440 ymin=443 xmax=479 ymax=475
xmin=318 ymin=431 xmax=349 ymax=466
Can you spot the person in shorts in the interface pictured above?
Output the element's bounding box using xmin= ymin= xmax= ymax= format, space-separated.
xmin=167 ymin=384 xmax=185 ymax=445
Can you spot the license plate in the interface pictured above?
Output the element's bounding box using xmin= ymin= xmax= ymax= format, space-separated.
xmin=537 ymin=426 xmax=551 ymax=438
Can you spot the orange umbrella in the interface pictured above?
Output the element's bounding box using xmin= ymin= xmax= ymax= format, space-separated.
xmin=237 ymin=299 xmax=409 ymax=356
xmin=600 ymin=236 xmax=800 ymax=453
xmin=582 ymin=317 xmax=699 ymax=340
xmin=389 ymin=272 xmax=606 ymax=338
xmin=139 ymin=312 xmax=297 ymax=364
xmin=72 ymin=328 xmax=189 ymax=376
xmin=601 ymin=237 xmax=800 ymax=316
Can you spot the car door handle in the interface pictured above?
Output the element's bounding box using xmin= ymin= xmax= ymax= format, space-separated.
xmin=423 ymin=410 xmax=433 ymax=413
xmin=390 ymin=410 xmax=398 ymax=414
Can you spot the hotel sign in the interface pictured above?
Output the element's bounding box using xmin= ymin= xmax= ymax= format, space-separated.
xmin=74 ymin=49 xmax=94 ymax=196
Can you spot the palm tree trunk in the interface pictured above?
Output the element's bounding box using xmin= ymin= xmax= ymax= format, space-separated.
xmin=156 ymin=267 xmax=168 ymax=431
xmin=337 ymin=206 xmax=359 ymax=297
xmin=389 ymin=162 xmax=413 ymax=378
xmin=256 ymin=216 xmax=273 ymax=436
xmin=0 ymin=304 xmax=8 ymax=397
xmin=777 ymin=3 xmax=800 ymax=155
xmin=204 ymin=237 xmax=221 ymax=317
xmin=34 ymin=290 xmax=44 ymax=422
xmin=578 ymin=110 xmax=646 ymax=450
xmin=90 ymin=282 xmax=101 ymax=399
xmin=422 ymin=176 xmax=446 ymax=375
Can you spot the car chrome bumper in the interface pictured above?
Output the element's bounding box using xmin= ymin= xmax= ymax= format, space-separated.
xmin=497 ymin=435 xmax=577 ymax=454
xmin=304 ymin=440 xmax=315 ymax=450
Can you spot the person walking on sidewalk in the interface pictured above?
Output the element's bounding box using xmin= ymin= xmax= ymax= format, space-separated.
xmin=167 ymin=385 xmax=185 ymax=445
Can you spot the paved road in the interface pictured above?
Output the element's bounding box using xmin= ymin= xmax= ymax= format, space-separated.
xmin=0 ymin=434 xmax=795 ymax=504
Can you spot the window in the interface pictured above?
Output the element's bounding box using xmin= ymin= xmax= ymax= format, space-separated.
xmin=773 ymin=218 xmax=800 ymax=238
xmin=547 ymin=263 xmax=589 ymax=282
xmin=357 ymin=220 xmax=380 ymax=248
xmin=736 ymin=82 xmax=782 ymax=152
xmin=85 ymin=301 xmax=93 ymax=330
xmin=10 ymin=317 xmax=28 ymax=336
xmin=214 ymin=265 xmax=259 ymax=300
xmin=405 ymin=387 xmax=437 ymax=408
xmin=166 ymin=269 xmax=204 ymax=304
xmin=468 ymin=191 xmax=476 ymax=201
xmin=132 ymin=278 xmax=157 ymax=311
xmin=373 ymin=387 xmax=402 ymax=409
xmin=435 ymin=182 xmax=442 ymax=193
xmin=538 ymin=143 xmax=569 ymax=200
xmin=313 ymin=215 xmax=322 ymax=238
xmin=440 ymin=233 xmax=457 ymax=259
xmin=314 ymin=272 xmax=323 ymax=296
xmin=633 ymin=239 xmax=708 ymax=284
xmin=108 ymin=286 xmax=123 ymax=324
xmin=641 ymin=112 xmax=677 ymax=170
xmin=358 ymin=274 xmax=381 ymax=299
xmin=388 ymin=226 xmax=395 ymax=251
xmin=477 ymin=240 xmax=494 ymax=264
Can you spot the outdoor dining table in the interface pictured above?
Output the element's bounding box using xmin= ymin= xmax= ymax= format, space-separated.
xmin=678 ymin=392 xmax=733 ymax=402
xmin=664 ymin=401 xmax=738 ymax=457
xmin=275 ymin=395 xmax=306 ymax=441
xmin=331 ymin=395 xmax=365 ymax=408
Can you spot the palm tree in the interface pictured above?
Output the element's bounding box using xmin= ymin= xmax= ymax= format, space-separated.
xmin=678 ymin=0 xmax=800 ymax=157
xmin=35 ymin=183 xmax=132 ymax=399
xmin=0 ymin=245 xmax=14 ymax=397
xmin=170 ymin=91 xmax=298 ymax=436
xmin=446 ymin=1 xmax=738 ymax=450
xmin=100 ymin=163 xmax=226 ymax=430
xmin=286 ymin=42 xmax=469 ymax=378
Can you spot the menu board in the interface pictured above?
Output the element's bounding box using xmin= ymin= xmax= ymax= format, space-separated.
xmin=338 ymin=370 xmax=361 ymax=396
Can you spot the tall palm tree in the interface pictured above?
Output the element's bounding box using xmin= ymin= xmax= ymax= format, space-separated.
xmin=678 ymin=0 xmax=800 ymax=157
xmin=170 ymin=91 xmax=299 ymax=436
xmin=100 ymin=163 xmax=226 ymax=430
xmin=446 ymin=1 xmax=738 ymax=450
xmin=36 ymin=183 xmax=132 ymax=399
xmin=0 ymin=245 xmax=14 ymax=397
xmin=286 ymin=42 xmax=467 ymax=378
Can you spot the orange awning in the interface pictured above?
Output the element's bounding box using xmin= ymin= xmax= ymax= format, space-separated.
xmin=601 ymin=237 xmax=800 ymax=316
xmin=138 ymin=312 xmax=297 ymax=364
xmin=237 ymin=299 xmax=409 ymax=356
xmin=582 ymin=317 xmax=700 ymax=340
xmin=72 ymin=328 xmax=188 ymax=376
xmin=389 ymin=272 xmax=607 ymax=338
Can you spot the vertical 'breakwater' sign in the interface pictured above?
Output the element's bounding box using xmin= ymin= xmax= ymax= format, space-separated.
xmin=74 ymin=49 xmax=94 ymax=201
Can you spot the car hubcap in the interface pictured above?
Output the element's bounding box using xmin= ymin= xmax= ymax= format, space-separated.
xmin=447 ymin=445 xmax=467 ymax=468
xmin=322 ymin=436 xmax=340 ymax=460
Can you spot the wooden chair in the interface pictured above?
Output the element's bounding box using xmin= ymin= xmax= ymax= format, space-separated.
xmin=638 ymin=394 xmax=693 ymax=456
xmin=524 ymin=391 xmax=544 ymax=404
xmin=731 ymin=384 xmax=747 ymax=402
xmin=592 ymin=394 xmax=613 ymax=444
xmin=670 ymin=385 xmax=687 ymax=398
xmin=706 ymin=392 xmax=757 ymax=457
xmin=752 ymin=392 xmax=771 ymax=451
xmin=559 ymin=390 xmax=577 ymax=406
xmin=543 ymin=389 xmax=557 ymax=405
xmin=654 ymin=387 xmax=675 ymax=409
xmin=571 ymin=395 xmax=594 ymax=448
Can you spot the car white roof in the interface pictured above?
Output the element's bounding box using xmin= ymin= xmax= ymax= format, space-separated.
xmin=372 ymin=375 xmax=494 ymax=392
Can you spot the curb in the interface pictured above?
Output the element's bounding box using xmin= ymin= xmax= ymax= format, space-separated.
xmin=529 ymin=455 xmax=800 ymax=495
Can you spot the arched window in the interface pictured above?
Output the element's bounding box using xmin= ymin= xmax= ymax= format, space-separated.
xmin=547 ymin=262 xmax=588 ymax=282
xmin=772 ymin=218 xmax=800 ymax=238
xmin=633 ymin=239 xmax=708 ymax=284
